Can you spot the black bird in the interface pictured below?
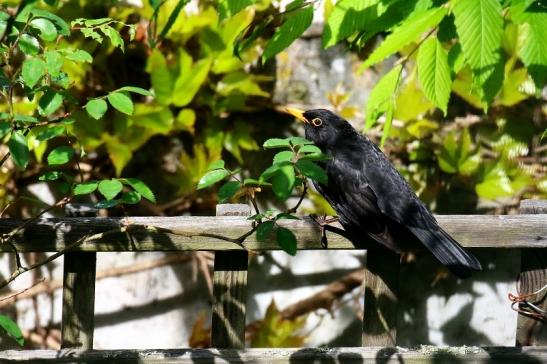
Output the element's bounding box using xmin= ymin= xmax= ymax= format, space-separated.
xmin=285 ymin=108 xmax=482 ymax=278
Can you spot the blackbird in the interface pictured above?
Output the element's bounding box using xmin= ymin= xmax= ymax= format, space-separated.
xmin=286 ymin=108 xmax=482 ymax=278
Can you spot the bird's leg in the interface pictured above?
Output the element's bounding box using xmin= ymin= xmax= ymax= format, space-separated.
xmin=309 ymin=215 xmax=342 ymax=248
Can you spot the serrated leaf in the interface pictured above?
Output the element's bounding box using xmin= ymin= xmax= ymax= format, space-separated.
xmin=218 ymin=181 xmax=241 ymax=203
xmin=276 ymin=227 xmax=297 ymax=255
xmin=21 ymin=58 xmax=46 ymax=88
xmin=73 ymin=181 xmax=98 ymax=195
xmin=260 ymin=161 xmax=293 ymax=181
xmin=8 ymin=131 xmax=29 ymax=169
xmin=417 ymin=37 xmax=451 ymax=115
xmin=273 ymin=151 xmax=294 ymax=164
xmin=0 ymin=314 xmax=24 ymax=346
xmin=262 ymin=1 xmax=313 ymax=61
xmin=101 ymin=24 xmax=124 ymax=51
xmin=518 ymin=13 xmax=547 ymax=88
xmin=452 ymin=0 xmax=504 ymax=102
xmin=30 ymin=18 xmax=57 ymax=41
xmin=38 ymin=89 xmax=64 ymax=116
xmin=256 ymin=220 xmax=275 ymax=241
xmin=45 ymin=50 xmax=63 ymax=77
xmin=47 ymin=145 xmax=74 ymax=165
xmin=31 ymin=8 xmax=70 ymax=36
xmin=63 ymin=49 xmax=93 ymax=63
xmin=365 ymin=64 xmax=402 ymax=129
xmin=85 ymin=99 xmax=108 ymax=120
xmin=107 ymin=92 xmax=134 ymax=115
xmin=447 ymin=43 xmax=464 ymax=74
xmin=117 ymin=86 xmax=154 ymax=96
xmin=98 ymin=179 xmax=123 ymax=200
xmin=361 ymin=7 xmax=447 ymax=70
xmin=298 ymin=145 xmax=322 ymax=154
xmin=120 ymin=191 xmax=141 ymax=204
xmin=19 ymin=34 xmax=40 ymax=55
xmin=263 ymin=138 xmax=291 ymax=149
xmin=197 ymin=169 xmax=230 ymax=189
xmin=296 ymin=160 xmax=328 ymax=185
xmin=124 ymin=178 xmax=156 ymax=203
xmin=271 ymin=165 xmax=295 ymax=201
xmin=81 ymin=28 xmax=103 ymax=42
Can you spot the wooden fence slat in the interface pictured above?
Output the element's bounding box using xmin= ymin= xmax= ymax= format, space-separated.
xmin=362 ymin=250 xmax=399 ymax=346
xmin=516 ymin=200 xmax=547 ymax=346
xmin=211 ymin=204 xmax=250 ymax=349
xmin=3 ymin=346 xmax=547 ymax=363
xmin=1 ymin=215 xmax=545 ymax=252
xmin=61 ymin=204 xmax=97 ymax=349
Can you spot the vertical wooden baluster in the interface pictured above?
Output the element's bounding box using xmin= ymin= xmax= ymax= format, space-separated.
xmin=362 ymin=250 xmax=400 ymax=347
xmin=516 ymin=199 xmax=547 ymax=346
xmin=211 ymin=204 xmax=250 ymax=348
xmin=61 ymin=204 xmax=97 ymax=349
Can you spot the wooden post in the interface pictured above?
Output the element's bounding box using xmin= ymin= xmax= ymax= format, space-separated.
xmin=61 ymin=204 xmax=97 ymax=349
xmin=362 ymin=250 xmax=399 ymax=347
xmin=516 ymin=199 xmax=547 ymax=346
xmin=211 ymin=204 xmax=250 ymax=349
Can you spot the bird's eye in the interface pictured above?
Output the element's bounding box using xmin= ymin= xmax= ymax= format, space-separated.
xmin=311 ymin=118 xmax=323 ymax=127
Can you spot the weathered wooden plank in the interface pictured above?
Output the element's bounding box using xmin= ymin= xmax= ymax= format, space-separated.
xmin=0 ymin=215 xmax=545 ymax=252
xmin=517 ymin=200 xmax=547 ymax=346
xmin=211 ymin=204 xmax=249 ymax=349
xmin=1 ymin=347 xmax=547 ymax=363
xmin=61 ymin=204 xmax=98 ymax=349
xmin=363 ymin=251 xmax=399 ymax=346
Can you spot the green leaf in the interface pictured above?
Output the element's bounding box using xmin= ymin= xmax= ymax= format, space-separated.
xmin=452 ymin=0 xmax=504 ymax=101
xmin=417 ymin=37 xmax=451 ymax=115
xmin=147 ymin=49 xmax=173 ymax=104
xmin=73 ymin=181 xmax=98 ymax=195
xmin=322 ymin=0 xmax=386 ymax=48
xmin=80 ymin=28 xmax=103 ymax=43
xmin=256 ymin=220 xmax=275 ymax=242
xmin=298 ymin=145 xmax=322 ymax=154
xmin=271 ymin=165 xmax=295 ymax=201
xmin=30 ymin=18 xmax=57 ymax=41
xmin=124 ymin=178 xmax=156 ymax=203
xmin=62 ymin=49 xmax=93 ymax=63
xmin=98 ymin=179 xmax=123 ymax=200
xmin=172 ymin=55 xmax=212 ymax=107
xmin=361 ymin=7 xmax=447 ymax=70
xmin=45 ymin=50 xmax=63 ymax=77
xmin=85 ymin=99 xmax=108 ymax=120
xmin=8 ymin=131 xmax=29 ymax=170
xmin=380 ymin=102 xmax=394 ymax=147
xmin=38 ymin=89 xmax=64 ymax=116
xmin=208 ymin=160 xmax=225 ymax=170
xmin=0 ymin=122 xmax=10 ymax=138
xmin=447 ymin=43 xmax=465 ymax=74
xmin=218 ymin=181 xmax=241 ymax=203
xmin=0 ymin=314 xmax=24 ymax=346
xmin=263 ymin=138 xmax=291 ymax=149
xmin=39 ymin=171 xmax=61 ymax=181
xmin=518 ymin=13 xmax=547 ymax=88
xmin=296 ymin=160 xmax=328 ymax=185
xmin=107 ymin=92 xmax=134 ymax=115
xmin=117 ymin=86 xmax=154 ymax=96
xmin=288 ymin=136 xmax=313 ymax=146
xmin=262 ymin=1 xmax=313 ymax=61
xmin=276 ymin=213 xmax=299 ymax=220
xmin=21 ymin=58 xmax=46 ymax=88
xmin=12 ymin=115 xmax=38 ymax=123
xmin=31 ymin=8 xmax=70 ymax=36
xmin=475 ymin=164 xmax=514 ymax=200
xmin=219 ymin=0 xmax=253 ymax=20
xmin=365 ymin=64 xmax=402 ymax=129
xmin=276 ymin=227 xmax=297 ymax=255
xmin=101 ymin=24 xmax=124 ymax=51
xmin=243 ymin=178 xmax=271 ymax=186
xmin=273 ymin=151 xmax=294 ymax=164
xmin=157 ymin=0 xmax=190 ymax=42
xmin=47 ymin=145 xmax=74 ymax=165
xmin=120 ymin=191 xmax=141 ymax=204
xmin=260 ymin=161 xmax=293 ymax=181
xmin=18 ymin=34 xmax=40 ymax=55
xmin=197 ymin=169 xmax=230 ymax=189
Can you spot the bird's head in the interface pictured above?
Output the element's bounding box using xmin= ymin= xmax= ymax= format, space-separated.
xmin=284 ymin=108 xmax=353 ymax=148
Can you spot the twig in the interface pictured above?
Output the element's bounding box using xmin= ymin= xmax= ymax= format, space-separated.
xmin=0 ymin=277 xmax=45 ymax=303
xmin=288 ymin=183 xmax=308 ymax=214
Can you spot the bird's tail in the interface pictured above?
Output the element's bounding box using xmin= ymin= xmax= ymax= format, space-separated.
xmin=408 ymin=226 xmax=482 ymax=278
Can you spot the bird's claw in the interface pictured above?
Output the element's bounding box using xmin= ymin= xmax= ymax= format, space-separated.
xmin=309 ymin=215 xmax=339 ymax=249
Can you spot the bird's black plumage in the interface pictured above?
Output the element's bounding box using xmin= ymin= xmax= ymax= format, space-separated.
xmin=297 ymin=109 xmax=482 ymax=278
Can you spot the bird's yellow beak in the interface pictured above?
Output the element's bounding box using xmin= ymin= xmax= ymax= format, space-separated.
xmin=284 ymin=107 xmax=309 ymax=124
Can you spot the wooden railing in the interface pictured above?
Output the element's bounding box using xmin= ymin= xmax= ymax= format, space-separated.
xmin=0 ymin=200 xmax=546 ymax=363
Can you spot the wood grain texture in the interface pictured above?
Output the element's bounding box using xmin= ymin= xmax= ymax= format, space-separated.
xmin=516 ymin=200 xmax=547 ymax=346
xmin=61 ymin=252 xmax=96 ymax=349
xmin=0 ymin=214 xmax=545 ymax=252
xmin=211 ymin=204 xmax=249 ymax=349
xmin=2 ymin=347 xmax=547 ymax=363
xmin=363 ymin=251 xmax=399 ymax=346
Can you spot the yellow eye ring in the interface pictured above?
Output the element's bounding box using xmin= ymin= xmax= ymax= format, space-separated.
xmin=311 ymin=118 xmax=323 ymax=126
